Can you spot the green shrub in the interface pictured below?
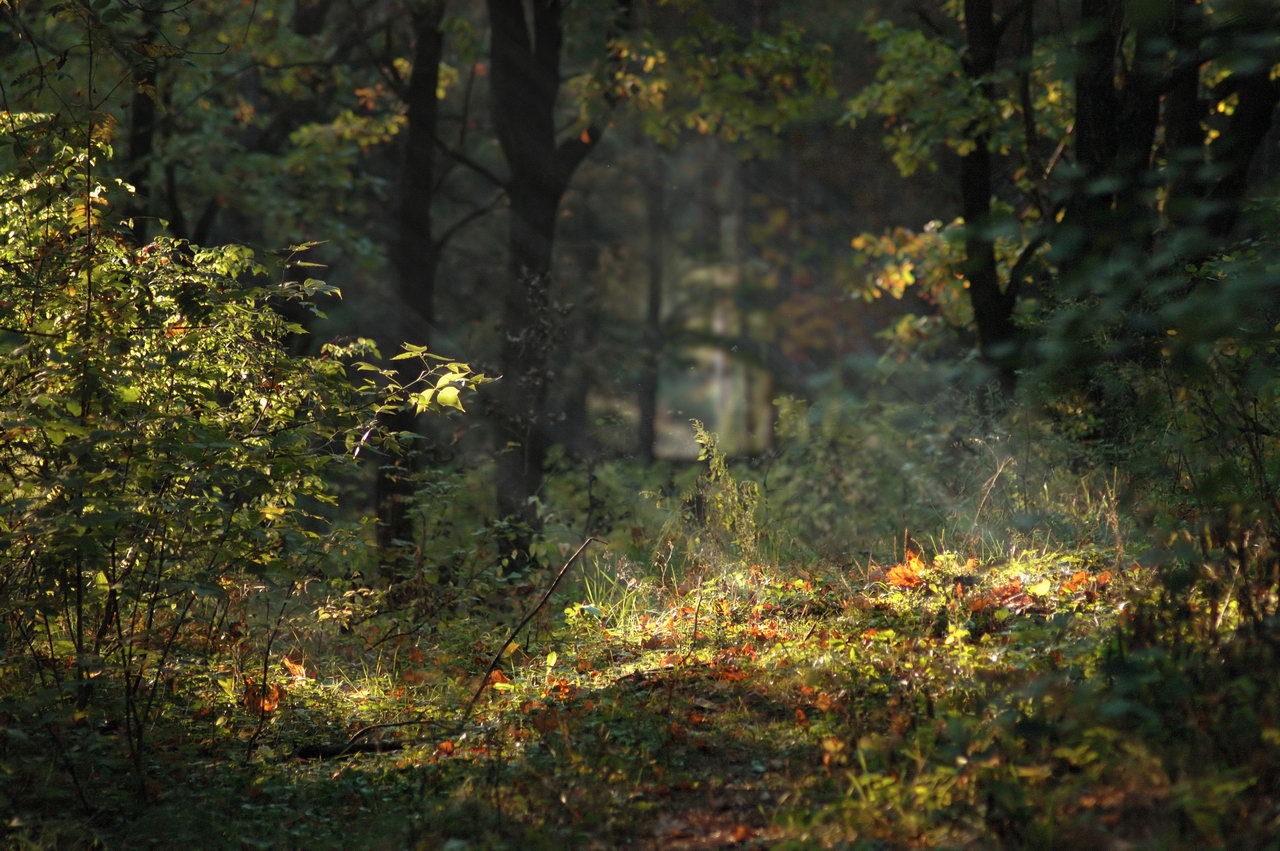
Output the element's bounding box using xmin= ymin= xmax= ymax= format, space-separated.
xmin=0 ymin=115 xmax=477 ymax=808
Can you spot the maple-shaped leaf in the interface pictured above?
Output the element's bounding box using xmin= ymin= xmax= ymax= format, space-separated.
xmin=886 ymin=562 xmax=923 ymax=588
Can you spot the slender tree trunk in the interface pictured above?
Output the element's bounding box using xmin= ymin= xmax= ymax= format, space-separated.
xmin=637 ymin=146 xmax=666 ymax=464
xmin=125 ymin=3 xmax=161 ymax=242
xmin=493 ymin=177 xmax=561 ymax=547
xmin=376 ymin=2 xmax=445 ymax=571
xmin=1203 ymin=73 xmax=1280 ymax=240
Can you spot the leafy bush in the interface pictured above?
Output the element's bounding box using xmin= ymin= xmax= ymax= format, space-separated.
xmin=0 ymin=114 xmax=478 ymax=811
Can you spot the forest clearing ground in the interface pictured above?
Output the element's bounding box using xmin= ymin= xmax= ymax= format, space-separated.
xmin=215 ymin=550 xmax=1141 ymax=847
xmin=18 ymin=546 xmax=1279 ymax=849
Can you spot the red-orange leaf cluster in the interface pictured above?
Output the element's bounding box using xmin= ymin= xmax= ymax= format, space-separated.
xmin=887 ymin=553 xmax=926 ymax=588
xmin=711 ymin=664 xmax=749 ymax=683
xmin=543 ymin=678 xmax=576 ymax=701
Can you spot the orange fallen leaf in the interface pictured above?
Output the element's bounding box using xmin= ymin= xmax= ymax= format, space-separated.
xmin=282 ymin=656 xmax=307 ymax=680
xmin=242 ymin=682 xmax=284 ymax=714
xmin=886 ymin=554 xmax=924 ymax=588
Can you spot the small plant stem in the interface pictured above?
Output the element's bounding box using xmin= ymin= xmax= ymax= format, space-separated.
xmin=678 ymin=585 xmax=705 ymax=668
xmin=663 ymin=582 xmax=706 ymax=722
xmin=246 ymin=586 xmax=294 ymax=758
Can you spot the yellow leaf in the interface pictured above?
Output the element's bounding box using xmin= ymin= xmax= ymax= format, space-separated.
xmin=436 ymin=386 xmax=463 ymax=410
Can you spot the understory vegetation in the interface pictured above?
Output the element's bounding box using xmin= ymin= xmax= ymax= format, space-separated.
xmin=5 ymin=424 xmax=1279 ymax=848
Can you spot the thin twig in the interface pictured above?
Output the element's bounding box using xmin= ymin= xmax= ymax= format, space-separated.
xmin=456 ymin=538 xmax=602 ymax=732
xmin=290 ymin=539 xmax=604 ymax=762
xmin=677 ymin=584 xmax=705 ymax=668
xmin=663 ymin=581 xmax=706 ymax=721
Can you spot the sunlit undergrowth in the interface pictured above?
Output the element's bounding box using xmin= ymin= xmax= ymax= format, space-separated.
xmin=6 ymin=530 xmax=1277 ymax=848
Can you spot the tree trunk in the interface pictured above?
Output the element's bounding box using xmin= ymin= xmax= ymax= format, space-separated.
xmin=487 ymin=0 xmax=614 ymax=570
xmin=637 ymin=146 xmax=666 ymax=464
xmin=960 ymin=0 xmax=1017 ymax=390
xmin=1203 ymin=72 xmax=1280 ymax=240
xmin=376 ymin=2 xmax=445 ymax=572
xmin=125 ymin=4 xmax=161 ymax=242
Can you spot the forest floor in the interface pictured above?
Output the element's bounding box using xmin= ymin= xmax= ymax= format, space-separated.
xmin=9 ymin=548 xmax=1280 ymax=849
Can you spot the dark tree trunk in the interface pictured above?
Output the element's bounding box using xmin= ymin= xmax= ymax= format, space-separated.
xmin=1163 ymin=5 xmax=1208 ymax=229
xmin=1203 ymin=72 xmax=1280 ymax=240
xmin=125 ymin=4 xmax=161 ymax=242
xmin=559 ymin=211 xmax=604 ymax=458
xmin=1066 ymin=0 xmax=1124 ymax=252
xmin=960 ymin=0 xmax=1018 ymax=390
xmin=1069 ymin=0 xmax=1278 ymax=253
xmin=637 ymin=146 xmax=666 ymax=464
xmin=376 ymin=1 xmax=445 ymax=571
xmin=486 ymin=0 xmax=616 ymax=569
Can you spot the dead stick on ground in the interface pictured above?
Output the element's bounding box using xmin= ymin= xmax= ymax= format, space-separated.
xmin=455 ymin=537 xmax=603 ymax=735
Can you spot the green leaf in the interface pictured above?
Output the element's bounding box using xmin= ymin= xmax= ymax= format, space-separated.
xmin=436 ymin=386 xmax=463 ymax=410
xmin=1027 ymin=579 xmax=1053 ymax=597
